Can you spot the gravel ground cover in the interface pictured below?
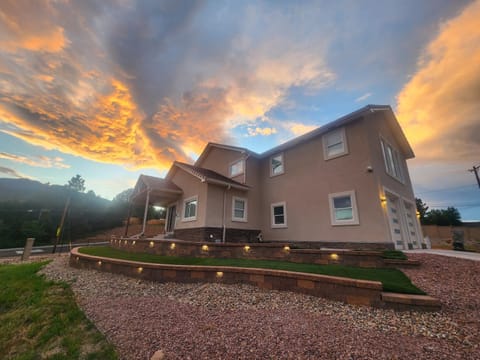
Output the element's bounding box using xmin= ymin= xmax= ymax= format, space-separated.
xmin=4 ymin=253 xmax=479 ymax=359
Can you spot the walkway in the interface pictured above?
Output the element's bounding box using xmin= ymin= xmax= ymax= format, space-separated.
xmin=405 ymin=249 xmax=480 ymax=261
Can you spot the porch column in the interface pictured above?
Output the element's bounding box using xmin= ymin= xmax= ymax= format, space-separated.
xmin=141 ymin=190 xmax=150 ymax=236
xmin=123 ymin=202 xmax=133 ymax=237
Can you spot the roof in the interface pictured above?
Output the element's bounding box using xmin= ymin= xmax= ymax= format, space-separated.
xmin=261 ymin=104 xmax=415 ymax=159
xmin=171 ymin=161 xmax=250 ymax=190
xmin=195 ymin=142 xmax=260 ymax=167
xmin=136 ymin=174 xmax=183 ymax=193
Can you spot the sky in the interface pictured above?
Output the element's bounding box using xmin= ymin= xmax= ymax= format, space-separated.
xmin=0 ymin=0 xmax=479 ymax=220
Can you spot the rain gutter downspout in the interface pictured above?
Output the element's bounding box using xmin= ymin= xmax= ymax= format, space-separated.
xmin=222 ymin=185 xmax=231 ymax=243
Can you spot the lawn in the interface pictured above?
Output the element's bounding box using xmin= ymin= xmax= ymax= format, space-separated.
xmin=0 ymin=261 xmax=117 ymax=360
xmin=80 ymin=246 xmax=425 ymax=295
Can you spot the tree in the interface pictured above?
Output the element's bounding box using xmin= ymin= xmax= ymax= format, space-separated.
xmin=415 ymin=198 xmax=429 ymax=224
xmin=67 ymin=174 xmax=85 ymax=192
xmin=424 ymin=207 xmax=462 ymax=226
xmin=113 ymin=188 xmax=134 ymax=203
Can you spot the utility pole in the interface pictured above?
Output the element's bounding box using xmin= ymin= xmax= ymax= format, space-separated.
xmin=469 ymin=164 xmax=480 ymax=189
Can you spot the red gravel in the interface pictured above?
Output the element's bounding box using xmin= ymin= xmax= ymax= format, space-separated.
xmin=39 ymin=254 xmax=480 ymax=359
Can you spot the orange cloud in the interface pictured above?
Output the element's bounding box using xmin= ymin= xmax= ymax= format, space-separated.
xmin=396 ymin=0 xmax=480 ymax=161
xmin=0 ymin=1 xmax=67 ymax=53
xmin=0 ymin=152 xmax=70 ymax=168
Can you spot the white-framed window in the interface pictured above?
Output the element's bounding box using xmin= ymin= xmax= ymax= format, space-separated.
xmin=232 ymin=196 xmax=247 ymax=222
xmin=328 ymin=190 xmax=359 ymax=226
xmin=323 ymin=127 xmax=348 ymax=160
xmin=380 ymin=138 xmax=404 ymax=182
xmin=270 ymin=153 xmax=285 ymax=176
xmin=182 ymin=195 xmax=198 ymax=221
xmin=271 ymin=201 xmax=287 ymax=228
xmin=230 ymin=159 xmax=245 ymax=177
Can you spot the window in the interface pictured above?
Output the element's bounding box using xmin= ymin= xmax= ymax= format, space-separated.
xmin=230 ymin=159 xmax=245 ymax=177
xmin=328 ymin=191 xmax=359 ymax=226
xmin=380 ymin=138 xmax=404 ymax=182
xmin=270 ymin=153 xmax=285 ymax=176
xmin=183 ymin=196 xmax=198 ymax=221
xmin=271 ymin=201 xmax=287 ymax=228
xmin=232 ymin=197 xmax=247 ymax=222
xmin=323 ymin=127 xmax=348 ymax=160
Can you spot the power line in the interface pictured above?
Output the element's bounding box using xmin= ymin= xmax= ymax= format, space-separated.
xmin=469 ymin=164 xmax=480 ymax=189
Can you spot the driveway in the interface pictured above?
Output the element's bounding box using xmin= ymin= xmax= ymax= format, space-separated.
xmin=405 ymin=249 xmax=480 ymax=261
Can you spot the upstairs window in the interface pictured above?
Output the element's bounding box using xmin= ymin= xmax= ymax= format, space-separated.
xmin=271 ymin=201 xmax=287 ymax=228
xmin=183 ymin=196 xmax=198 ymax=221
xmin=230 ymin=159 xmax=245 ymax=177
xmin=232 ymin=197 xmax=247 ymax=222
xmin=270 ymin=153 xmax=285 ymax=176
xmin=328 ymin=191 xmax=359 ymax=226
xmin=323 ymin=127 xmax=348 ymax=160
xmin=380 ymin=138 xmax=404 ymax=182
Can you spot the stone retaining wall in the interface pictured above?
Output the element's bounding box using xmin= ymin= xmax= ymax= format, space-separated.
xmin=110 ymin=237 xmax=417 ymax=268
xmin=70 ymin=248 xmax=440 ymax=311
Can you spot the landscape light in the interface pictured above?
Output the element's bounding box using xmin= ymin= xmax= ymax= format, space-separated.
xmin=244 ymin=245 xmax=250 ymax=252
xmin=216 ymin=271 xmax=223 ymax=278
xmin=97 ymin=261 xmax=102 ymax=266
xmin=132 ymin=240 xmax=136 ymax=246
xmin=283 ymin=245 xmax=290 ymax=252
xmin=330 ymin=253 xmax=339 ymax=260
xmin=170 ymin=243 xmax=176 ymax=250
xmin=149 ymin=241 xmax=154 ymax=248
xmin=202 ymin=245 xmax=209 ymax=251
xmin=137 ymin=267 xmax=143 ymax=274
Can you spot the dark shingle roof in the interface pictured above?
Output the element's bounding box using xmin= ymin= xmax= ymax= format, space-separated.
xmin=174 ymin=162 xmax=249 ymax=190
xmin=138 ymin=174 xmax=182 ymax=193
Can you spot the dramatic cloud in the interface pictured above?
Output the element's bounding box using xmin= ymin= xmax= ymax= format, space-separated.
xmin=247 ymin=127 xmax=277 ymax=137
xmin=396 ymin=0 xmax=480 ymax=161
xmin=283 ymin=122 xmax=318 ymax=137
xmin=0 ymin=0 xmax=334 ymax=170
xmin=0 ymin=165 xmax=27 ymax=178
xmin=0 ymin=152 xmax=69 ymax=168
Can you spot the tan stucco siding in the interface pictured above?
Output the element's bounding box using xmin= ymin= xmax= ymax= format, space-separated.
xmin=170 ymin=169 xmax=208 ymax=229
xmin=259 ymin=118 xmax=389 ymax=243
xmin=199 ymin=147 xmax=247 ymax=181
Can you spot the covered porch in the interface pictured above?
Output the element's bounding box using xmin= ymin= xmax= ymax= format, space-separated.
xmin=125 ymin=175 xmax=182 ymax=238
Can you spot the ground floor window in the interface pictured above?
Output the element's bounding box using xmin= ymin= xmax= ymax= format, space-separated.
xmin=232 ymin=196 xmax=247 ymax=222
xmin=183 ymin=196 xmax=198 ymax=221
xmin=271 ymin=201 xmax=287 ymax=228
xmin=328 ymin=190 xmax=359 ymax=225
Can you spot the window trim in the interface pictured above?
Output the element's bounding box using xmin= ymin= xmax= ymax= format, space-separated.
xmin=269 ymin=152 xmax=285 ymax=177
xmin=182 ymin=195 xmax=198 ymax=222
xmin=323 ymin=127 xmax=348 ymax=160
xmin=380 ymin=137 xmax=405 ymax=183
xmin=232 ymin=196 xmax=248 ymax=222
xmin=328 ymin=190 xmax=359 ymax=226
xmin=229 ymin=159 xmax=245 ymax=177
xmin=271 ymin=201 xmax=287 ymax=228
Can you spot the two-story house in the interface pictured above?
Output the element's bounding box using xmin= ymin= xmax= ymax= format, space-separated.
xmin=129 ymin=105 xmax=424 ymax=250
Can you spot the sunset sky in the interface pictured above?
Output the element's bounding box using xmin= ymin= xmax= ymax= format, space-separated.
xmin=0 ymin=0 xmax=479 ymax=220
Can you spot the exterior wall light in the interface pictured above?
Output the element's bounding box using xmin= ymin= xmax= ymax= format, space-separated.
xmin=216 ymin=271 xmax=223 ymax=278
xmin=330 ymin=253 xmax=339 ymax=260
xmin=416 ymin=211 xmax=421 ymax=219
xmin=244 ymin=245 xmax=250 ymax=252
xmin=149 ymin=241 xmax=155 ymax=248
xmin=202 ymin=245 xmax=209 ymax=251
xmin=170 ymin=243 xmax=176 ymax=250
xmin=380 ymin=196 xmax=387 ymax=203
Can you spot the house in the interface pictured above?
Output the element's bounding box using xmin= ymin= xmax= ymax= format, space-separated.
xmin=129 ymin=105 xmax=424 ymax=250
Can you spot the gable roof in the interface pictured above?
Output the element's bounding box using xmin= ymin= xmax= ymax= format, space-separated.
xmin=261 ymin=105 xmax=414 ymax=159
xmin=169 ymin=161 xmax=250 ymax=190
xmin=135 ymin=174 xmax=183 ymax=194
xmin=195 ymin=142 xmax=260 ymax=167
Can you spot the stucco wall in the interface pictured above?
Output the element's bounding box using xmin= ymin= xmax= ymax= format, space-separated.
xmin=258 ymin=117 xmax=390 ymax=244
xmin=169 ymin=169 xmax=208 ymax=229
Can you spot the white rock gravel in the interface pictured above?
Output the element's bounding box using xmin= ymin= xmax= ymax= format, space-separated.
xmin=3 ymin=253 xmax=479 ymax=359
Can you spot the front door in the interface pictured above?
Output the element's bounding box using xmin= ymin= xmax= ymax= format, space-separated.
xmin=165 ymin=205 xmax=176 ymax=233
xmin=386 ymin=194 xmax=405 ymax=250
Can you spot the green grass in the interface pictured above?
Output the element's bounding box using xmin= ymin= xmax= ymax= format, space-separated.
xmin=0 ymin=261 xmax=117 ymax=360
xmin=80 ymin=246 xmax=425 ymax=295
xmin=381 ymin=250 xmax=408 ymax=260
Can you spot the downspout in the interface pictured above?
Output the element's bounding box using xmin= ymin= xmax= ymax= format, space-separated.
xmin=222 ymin=185 xmax=231 ymax=243
xmin=141 ymin=190 xmax=150 ymax=236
